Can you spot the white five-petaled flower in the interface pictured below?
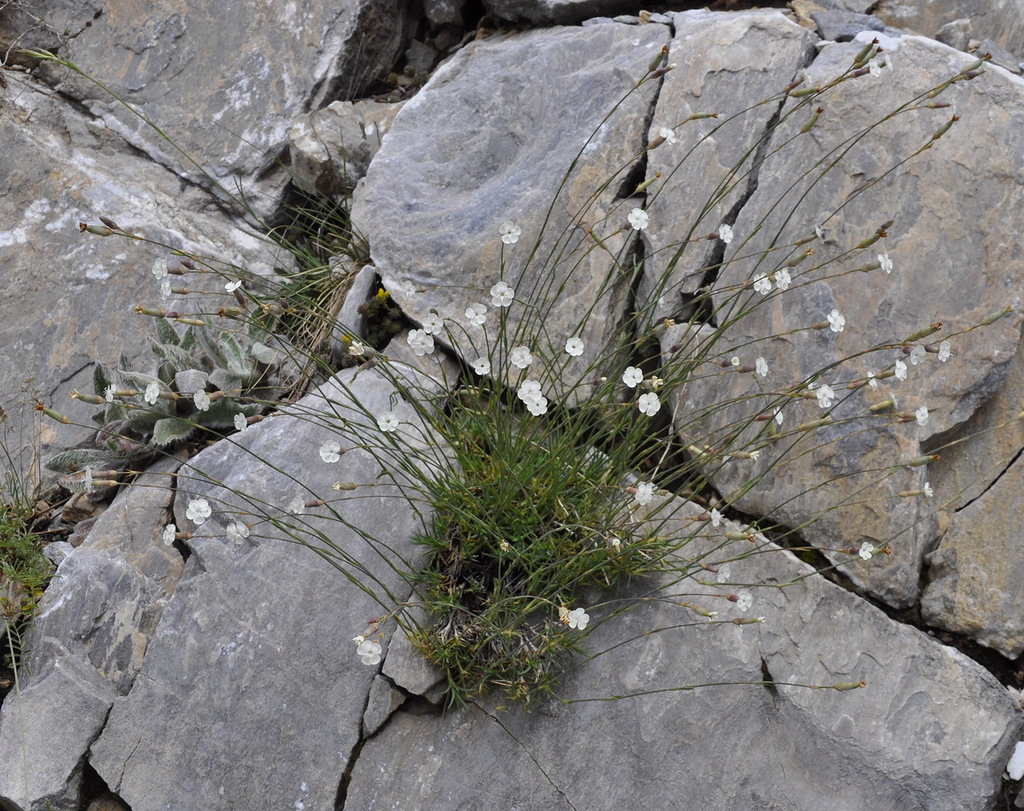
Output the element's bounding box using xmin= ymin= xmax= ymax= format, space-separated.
xmin=186 ymin=498 xmax=212 ymax=526
xmin=509 ymin=345 xmax=533 ymax=370
xmin=348 ymin=341 xmax=366 ymax=357
xmin=716 ymin=563 xmax=731 ymax=583
xmin=634 ymin=481 xmax=655 ymax=506
xmin=162 ymin=523 xmax=177 ymax=546
xmin=518 ymin=380 xmax=542 ymax=403
xmin=859 ymin=542 xmax=876 ymax=560
xmin=915 ymin=406 xmax=929 ymax=426
xmin=878 ymin=253 xmax=893 ymax=274
xmin=773 ymin=407 xmax=784 ymax=426
xmin=658 ymin=126 xmax=677 ymax=145
xmin=151 ymin=259 xmax=168 ymax=280
xmin=938 ymin=340 xmax=952 ymax=362
xmin=490 ymin=281 xmax=514 ymax=308
xmin=710 ymin=508 xmax=723 ymax=527
xmin=320 ymin=440 xmax=342 ymax=464
xmin=465 ymin=303 xmax=487 ymax=326
xmin=288 ymin=496 xmax=306 ymax=515
xmin=622 ymin=366 xmax=643 ymax=388
xmin=736 ymin=591 xmax=753 ymax=612
xmin=565 ymin=337 xmax=584 ymax=357
xmin=144 ymin=382 xmax=160 ymax=406
xmin=499 ymin=221 xmax=521 ymax=244
xmin=753 ymin=275 xmax=771 ymax=295
xmin=628 ymin=208 xmax=649 ymax=231
xmin=225 ymin=279 xmax=242 ymax=293
xmin=867 ymin=371 xmax=878 ymax=390
xmin=472 ymin=357 xmax=491 ymax=376
xmin=718 ymin=223 xmax=734 ymax=244
xmin=526 ymin=396 xmax=548 ymax=416
xmin=406 ymin=329 xmax=434 ymax=357
xmin=357 ymin=639 xmax=383 ymax=665
xmin=566 ymin=607 xmax=590 ymax=630
xmin=233 ymin=413 xmax=248 ymax=432
xmin=923 ymin=482 xmax=934 ymax=498
xmin=909 ymin=345 xmax=926 ymax=366
xmin=775 ymin=268 xmax=791 ymax=290
xmin=226 ymin=521 xmax=250 ymax=545
xmin=638 ymin=392 xmax=661 ymax=416
xmin=194 ymin=390 xmax=211 ymax=412
xmin=894 ymin=360 xmax=908 ymax=381
xmin=827 ymin=308 xmax=845 ymax=333
xmin=815 ymin=383 xmax=836 ymax=409
xmin=421 ymin=313 xmax=444 ymax=336
xmin=755 ymin=357 xmax=769 ymax=378
xmin=377 ymin=412 xmax=399 ymax=432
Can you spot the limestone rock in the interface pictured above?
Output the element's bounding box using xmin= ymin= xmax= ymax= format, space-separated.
xmin=659 ymin=32 xmax=1024 ymax=608
xmin=0 ymin=71 xmax=280 ymax=482
xmin=875 ymin=0 xmax=1024 ymax=59
xmin=345 ymin=499 xmax=1022 ymax=810
xmin=89 ymin=363 xmax=439 ymax=810
xmin=14 ymin=0 xmax=411 ymax=201
xmin=353 ymin=22 xmax=669 ymax=402
xmin=483 ymin=0 xmax=640 ymax=25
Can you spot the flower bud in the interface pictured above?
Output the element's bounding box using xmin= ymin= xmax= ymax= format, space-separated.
xmin=99 ymin=216 xmax=121 ymax=231
xmin=797 ymin=417 xmax=833 ymax=431
xmin=175 ymin=317 xmax=206 ymax=326
xmin=731 ymin=617 xmax=763 ymax=625
xmin=982 ymin=305 xmax=1014 ymax=325
xmin=905 ymin=322 xmax=942 ymax=342
xmin=831 ymin=680 xmax=867 ymax=691
xmin=135 ymin=306 xmax=168 ymax=317
xmin=800 ymin=107 xmax=824 ymax=133
xmin=79 ymin=222 xmax=113 ymax=236
xmin=332 ymin=481 xmax=359 ymax=491
xmin=647 ymin=45 xmax=669 ymax=73
xmin=907 ymin=454 xmax=939 ymax=467
xmin=70 ymin=390 xmax=106 ymax=405
xmin=929 ymin=115 xmax=959 ymax=142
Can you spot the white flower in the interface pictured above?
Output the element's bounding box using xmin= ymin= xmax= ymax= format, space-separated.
xmin=499 ymin=221 xmax=522 ymax=244
xmin=406 ymin=329 xmax=434 ymax=357
xmin=144 ymin=382 xmax=160 ymax=405
xmin=226 ymin=521 xmax=250 ymax=545
xmin=233 ymin=413 xmax=248 ymax=432
xmin=915 ymin=406 xmax=929 ymax=426
xmin=472 ymin=357 xmax=491 ymax=376
xmin=827 ymin=309 xmax=845 ymax=333
xmin=638 ymin=392 xmax=661 ymax=416
xmin=105 ymin=385 xmax=116 ymax=403
xmin=320 ymin=440 xmax=342 ymax=463
xmin=421 ymin=313 xmax=444 ymax=336
xmin=658 ymin=126 xmax=677 ymax=145
xmin=716 ymin=563 xmax=731 ymax=583
xmin=151 ymin=259 xmax=168 ymax=280
xmin=924 ymin=482 xmax=934 ymax=497
xmin=710 ymin=508 xmax=723 ymax=527
xmin=938 ymin=340 xmax=952 ymax=362
xmin=517 ymin=380 xmax=542 ymax=403
xmin=895 ymin=360 xmax=908 ymax=381
xmin=867 ymin=371 xmax=878 ymax=390
xmin=490 ymin=281 xmax=514 ymax=308
xmin=627 ymin=208 xmax=649 ymax=231
xmin=186 ymin=498 xmax=212 ymax=526
xmin=564 ymin=337 xmax=584 ymax=357
xmin=909 ymin=345 xmax=926 ymax=366
xmin=775 ymin=268 xmax=791 ymax=290
xmin=815 ymin=383 xmax=836 ymax=409
xmin=225 ymin=279 xmax=242 ymax=293
xmin=878 ymin=253 xmax=893 ymax=274
xmin=891 ymin=391 xmax=899 ymax=410
xmin=634 ymin=481 xmax=655 ymax=506
xmin=348 ymin=341 xmax=366 ymax=357
xmin=162 ymin=523 xmax=177 ymax=545
xmin=526 ymin=396 xmax=548 ymax=416
xmin=622 ymin=366 xmax=643 ymax=388
xmin=730 ymin=356 xmax=740 ymax=367
xmin=566 ymin=607 xmax=590 ymax=630
xmin=749 ymin=449 xmax=761 ymax=461
xmin=357 ymin=639 xmax=383 ymax=665
xmin=859 ymin=542 xmax=875 ymax=560
xmin=377 ymin=412 xmax=399 ymax=432
xmin=465 ymin=303 xmax=487 ymax=326
xmin=773 ymin=407 xmax=784 ymax=426
xmin=755 ymin=357 xmax=768 ymax=378
xmin=509 ymin=345 xmax=534 ymax=369
xmin=194 ymin=390 xmax=211 ymax=412
xmin=160 ymin=277 xmax=173 ymax=298
xmin=736 ymin=591 xmax=753 ymax=611
xmin=718 ymin=224 xmax=734 ymax=244
xmin=288 ymin=496 xmax=306 ymax=515
xmin=753 ymin=275 xmax=771 ymax=295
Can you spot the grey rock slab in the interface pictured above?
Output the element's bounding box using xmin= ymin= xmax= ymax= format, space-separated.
xmin=19 ymin=0 xmax=410 ymax=202
xmin=641 ymin=9 xmax=818 ymax=323
xmin=346 ymin=497 xmax=1021 ymax=810
xmin=482 ymin=0 xmax=642 ymax=25
xmin=0 ymin=71 xmax=281 ymax=482
xmin=352 ymin=23 xmax=668 ymax=404
xmin=0 ymin=457 xmax=183 ymax=810
xmin=875 ymin=0 xmax=1024 ymax=59
xmin=90 ymin=364 xmax=441 ymax=810
xmin=811 ymin=11 xmax=886 ymax=42
xmin=663 ymin=32 xmax=1024 ymax=607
